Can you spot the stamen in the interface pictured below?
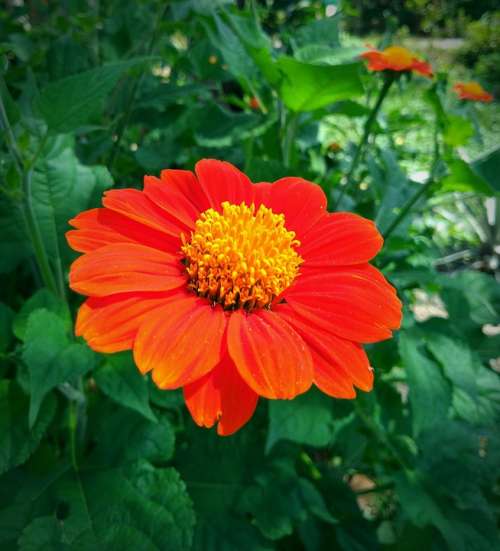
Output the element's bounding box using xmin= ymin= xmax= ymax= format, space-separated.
xmin=181 ymin=201 xmax=302 ymax=310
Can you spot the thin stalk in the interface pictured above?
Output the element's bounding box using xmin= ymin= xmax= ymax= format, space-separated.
xmin=383 ymin=118 xmax=440 ymax=240
xmin=334 ymin=74 xmax=395 ymax=209
xmin=282 ymin=111 xmax=298 ymax=168
xmin=0 ymin=88 xmax=59 ymax=296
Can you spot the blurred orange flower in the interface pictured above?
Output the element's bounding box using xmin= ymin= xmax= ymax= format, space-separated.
xmin=67 ymin=160 xmax=402 ymax=435
xmin=453 ymin=81 xmax=493 ymax=102
xmin=361 ymin=45 xmax=433 ymax=78
xmin=249 ymin=96 xmax=260 ymax=110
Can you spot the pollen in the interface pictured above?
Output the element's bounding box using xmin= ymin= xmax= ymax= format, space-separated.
xmin=181 ymin=201 xmax=303 ymax=310
xmin=382 ymin=46 xmax=413 ymax=68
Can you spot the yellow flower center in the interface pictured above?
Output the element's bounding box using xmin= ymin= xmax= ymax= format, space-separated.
xmin=462 ymin=82 xmax=483 ymax=95
xmin=181 ymin=201 xmax=303 ymax=310
xmin=382 ymin=46 xmax=413 ymax=68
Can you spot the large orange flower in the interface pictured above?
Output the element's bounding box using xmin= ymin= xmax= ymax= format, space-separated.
xmin=361 ymin=45 xmax=433 ymax=78
xmin=67 ymin=160 xmax=402 ymax=435
xmin=453 ymin=81 xmax=493 ymax=103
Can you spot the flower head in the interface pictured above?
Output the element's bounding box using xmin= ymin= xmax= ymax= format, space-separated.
xmin=453 ymin=81 xmax=493 ymax=103
xmin=67 ymin=160 xmax=402 ymax=435
xmin=249 ymin=96 xmax=260 ymax=110
xmin=361 ymin=45 xmax=433 ymax=78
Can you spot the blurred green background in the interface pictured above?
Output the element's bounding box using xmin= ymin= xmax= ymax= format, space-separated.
xmin=0 ymin=1 xmax=499 ymax=550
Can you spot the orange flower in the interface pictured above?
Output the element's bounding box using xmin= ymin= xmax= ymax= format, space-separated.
xmin=361 ymin=45 xmax=433 ymax=78
xmin=249 ymin=96 xmax=260 ymax=110
xmin=453 ymin=81 xmax=493 ymax=103
xmin=67 ymin=160 xmax=402 ymax=435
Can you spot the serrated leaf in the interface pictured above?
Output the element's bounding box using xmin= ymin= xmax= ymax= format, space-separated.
xmin=0 ymin=381 xmax=56 ymax=475
xmin=31 ymin=135 xmax=112 ymax=265
xmin=34 ymin=59 xmax=152 ymax=132
xmin=94 ymin=352 xmax=156 ymax=422
xmin=13 ymin=289 xmax=69 ymax=341
xmin=23 ymin=309 xmax=95 ymax=427
xmin=267 ymin=388 xmax=335 ymax=451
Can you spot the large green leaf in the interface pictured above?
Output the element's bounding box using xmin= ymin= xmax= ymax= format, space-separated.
xmin=441 ymin=157 xmax=493 ymax=195
xmin=399 ymin=329 xmax=451 ymax=437
xmin=31 ymin=135 xmax=112 ymax=263
xmin=267 ymin=388 xmax=335 ymax=451
xmin=34 ymin=59 xmax=152 ymax=133
xmin=18 ymin=462 xmax=195 ymax=550
xmin=94 ymin=352 xmax=156 ymax=422
xmin=472 ymin=146 xmax=500 ymax=193
xmin=276 ymin=57 xmax=363 ymax=112
xmin=22 ymin=309 xmax=95 ymax=427
xmin=0 ymin=381 xmax=56 ymax=475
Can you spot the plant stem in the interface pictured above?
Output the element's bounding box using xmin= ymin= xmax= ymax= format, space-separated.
xmin=69 ymin=400 xmax=79 ymax=472
xmin=0 ymin=87 xmax=59 ymax=296
xmin=383 ymin=118 xmax=440 ymax=240
xmin=282 ymin=111 xmax=298 ymax=168
xmin=334 ymin=74 xmax=395 ymax=209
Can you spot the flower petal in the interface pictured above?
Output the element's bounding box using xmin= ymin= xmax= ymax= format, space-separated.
xmin=76 ymin=292 xmax=174 ymax=353
xmin=183 ymin=355 xmax=259 ymax=436
xmin=284 ymin=264 xmax=402 ymax=343
xmin=195 ymin=159 xmax=254 ymax=211
xmin=266 ymin=177 xmax=327 ymax=237
xmin=300 ymin=212 xmax=383 ymax=266
xmin=69 ymin=243 xmax=186 ymax=297
xmin=227 ymin=309 xmax=313 ymax=399
xmin=133 ymin=293 xmax=227 ymax=388
xmin=144 ymin=170 xmax=208 ymax=229
xmin=103 ymin=188 xmax=188 ymax=241
xmin=276 ymin=304 xmax=372 ymax=395
xmin=66 ymin=208 xmax=174 ymax=253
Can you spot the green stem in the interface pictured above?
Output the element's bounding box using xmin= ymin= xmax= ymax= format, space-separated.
xmin=0 ymin=87 xmax=59 ymax=296
xmin=382 ymin=119 xmax=440 ymax=240
xmin=69 ymin=400 xmax=79 ymax=472
xmin=334 ymin=74 xmax=395 ymax=209
xmin=282 ymin=111 xmax=298 ymax=168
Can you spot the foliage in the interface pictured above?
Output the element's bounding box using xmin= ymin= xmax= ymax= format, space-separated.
xmin=0 ymin=1 xmax=499 ymax=550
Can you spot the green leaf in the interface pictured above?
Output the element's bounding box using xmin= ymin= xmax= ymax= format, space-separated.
xmin=0 ymin=381 xmax=56 ymax=475
xmin=13 ymin=289 xmax=68 ymax=341
xmin=35 ymin=462 xmax=195 ymax=550
xmin=94 ymin=352 xmax=156 ymax=422
xmin=267 ymin=388 xmax=335 ymax=451
xmin=90 ymin=407 xmax=174 ymax=467
xmin=34 ymin=59 xmax=152 ymax=133
xmin=0 ymin=303 xmax=14 ymax=354
xmin=31 ymin=135 xmax=112 ymax=264
xmin=399 ymin=329 xmax=451 ymax=437
xmin=23 ymin=309 xmax=95 ymax=427
xmin=472 ymin=146 xmax=500 ymax=193
xmin=441 ymin=157 xmax=493 ymax=195
xmin=0 ymin=198 xmax=31 ymax=274
xmin=276 ymin=57 xmax=363 ymax=112
xmin=194 ymin=104 xmax=276 ymax=148
xmin=18 ymin=516 xmax=70 ymax=551
xmin=443 ymin=114 xmax=474 ymax=147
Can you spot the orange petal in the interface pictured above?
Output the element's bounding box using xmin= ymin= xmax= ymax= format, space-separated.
xmin=69 ymin=243 xmax=186 ymax=297
xmin=284 ymin=264 xmax=402 ymax=343
xmin=144 ymin=170 xmax=207 ymax=229
xmin=66 ymin=208 xmax=175 ymax=253
xmin=76 ymin=292 xmax=175 ymax=353
xmin=227 ymin=309 xmax=313 ymax=399
xmin=266 ymin=177 xmax=327 ymax=237
xmin=195 ymin=159 xmax=254 ymax=211
xmin=133 ymin=293 xmax=227 ymax=388
xmin=183 ymin=355 xmax=258 ymax=436
xmin=103 ymin=188 xmax=188 ymax=241
xmin=277 ymin=304 xmax=372 ymax=395
xmin=299 ymin=212 xmax=383 ymax=266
